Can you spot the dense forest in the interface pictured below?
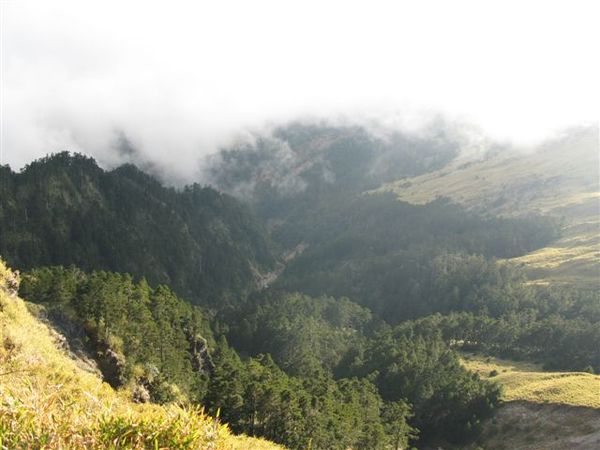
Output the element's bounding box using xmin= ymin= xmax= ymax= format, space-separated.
xmin=0 ymin=152 xmax=274 ymax=305
xmin=19 ymin=266 xmax=498 ymax=448
xmin=1 ymin=140 xmax=596 ymax=449
xmin=274 ymin=195 xmax=558 ymax=321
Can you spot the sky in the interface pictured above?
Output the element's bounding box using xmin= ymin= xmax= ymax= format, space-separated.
xmin=1 ymin=0 xmax=598 ymax=181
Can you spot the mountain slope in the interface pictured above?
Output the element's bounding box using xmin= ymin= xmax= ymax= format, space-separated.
xmin=204 ymin=122 xmax=460 ymax=249
xmin=467 ymin=402 xmax=600 ymax=450
xmin=379 ymin=126 xmax=599 ymax=287
xmin=462 ymin=353 xmax=600 ymax=408
xmin=0 ymin=152 xmax=275 ymax=305
xmin=460 ymin=354 xmax=600 ymax=450
xmin=0 ymin=259 xmax=283 ymax=449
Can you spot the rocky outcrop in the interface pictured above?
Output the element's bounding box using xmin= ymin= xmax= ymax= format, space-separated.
xmin=96 ymin=341 xmax=127 ymax=388
xmin=0 ymin=268 xmax=19 ymax=297
xmin=188 ymin=334 xmax=215 ymax=375
xmin=132 ymin=383 xmax=151 ymax=403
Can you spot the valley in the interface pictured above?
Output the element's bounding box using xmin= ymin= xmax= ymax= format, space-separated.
xmin=1 ymin=124 xmax=598 ymax=449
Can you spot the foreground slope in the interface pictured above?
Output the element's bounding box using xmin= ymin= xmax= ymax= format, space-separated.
xmin=0 ymin=259 xmax=282 ymax=450
xmin=380 ymin=126 xmax=599 ymax=287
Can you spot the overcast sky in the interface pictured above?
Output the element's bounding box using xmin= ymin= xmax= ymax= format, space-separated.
xmin=1 ymin=0 xmax=598 ymax=181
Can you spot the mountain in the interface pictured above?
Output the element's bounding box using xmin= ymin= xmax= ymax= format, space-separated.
xmin=1 ymin=122 xmax=598 ymax=449
xmin=378 ymin=125 xmax=599 ymax=287
xmin=0 ymin=152 xmax=275 ymax=305
xmin=206 ymin=123 xmax=598 ymax=290
xmin=206 ymin=123 xmax=560 ymax=322
xmin=204 ymin=121 xmax=460 ymax=244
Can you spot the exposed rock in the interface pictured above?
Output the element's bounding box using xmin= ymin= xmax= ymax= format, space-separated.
xmin=96 ymin=342 xmax=127 ymax=388
xmin=3 ymin=269 xmax=19 ymax=297
xmin=189 ymin=334 xmax=215 ymax=375
xmin=256 ymin=243 xmax=307 ymax=289
xmin=132 ymin=383 xmax=151 ymax=403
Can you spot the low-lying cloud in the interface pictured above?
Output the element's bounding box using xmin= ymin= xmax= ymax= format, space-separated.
xmin=2 ymin=1 xmax=598 ymax=183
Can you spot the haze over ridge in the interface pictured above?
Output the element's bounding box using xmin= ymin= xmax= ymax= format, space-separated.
xmin=2 ymin=0 xmax=598 ymax=182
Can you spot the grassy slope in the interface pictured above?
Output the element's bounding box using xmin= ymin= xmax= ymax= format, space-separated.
xmin=378 ymin=126 xmax=599 ymax=287
xmin=0 ymin=260 xmax=283 ymax=450
xmin=463 ymin=402 xmax=600 ymax=450
xmin=462 ymin=353 xmax=600 ymax=408
xmin=460 ymin=354 xmax=600 ymax=450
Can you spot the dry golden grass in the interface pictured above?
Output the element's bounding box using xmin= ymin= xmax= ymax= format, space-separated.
xmin=462 ymin=353 xmax=600 ymax=409
xmin=0 ymin=259 xmax=283 ymax=450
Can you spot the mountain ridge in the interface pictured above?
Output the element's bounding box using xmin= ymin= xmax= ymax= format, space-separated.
xmin=0 ymin=152 xmax=275 ymax=305
xmin=378 ymin=125 xmax=599 ymax=287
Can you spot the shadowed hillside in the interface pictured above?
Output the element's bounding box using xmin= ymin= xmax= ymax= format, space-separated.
xmin=0 ymin=153 xmax=275 ymax=305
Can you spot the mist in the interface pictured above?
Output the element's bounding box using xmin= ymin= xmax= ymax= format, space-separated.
xmin=2 ymin=0 xmax=598 ymax=183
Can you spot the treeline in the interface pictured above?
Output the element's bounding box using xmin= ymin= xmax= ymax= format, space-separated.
xmin=0 ymin=152 xmax=274 ymax=305
xmin=396 ymin=286 xmax=600 ymax=373
xmin=20 ymin=266 xmax=500 ymax=449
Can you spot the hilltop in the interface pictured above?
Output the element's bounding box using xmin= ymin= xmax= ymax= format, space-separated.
xmin=462 ymin=353 xmax=600 ymax=408
xmin=459 ymin=354 xmax=600 ymax=450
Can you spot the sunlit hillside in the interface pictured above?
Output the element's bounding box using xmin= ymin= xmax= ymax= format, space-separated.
xmin=379 ymin=126 xmax=599 ymax=287
xmin=0 ymin=259 xmax=283 ymax=450
xmin=462 ymin=353 xmax=600 ymax=408
xmin=460 ymin=353 xmax=600 ymax=450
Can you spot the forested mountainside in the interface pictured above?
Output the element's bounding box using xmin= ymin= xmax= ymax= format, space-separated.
xmin=17 ymin=263 xmax=501 ymax=448
xmin=0 ymin=260 xmax=282 ymax=450
xmin=14 ymin=259 xmax=600 ymax=448
xmin=205 ymin=123 xmax=560 ymax=321
xmin=0 ymin=152 xmax=274 ymax=304
xmin=204 ymin=122 xmax=460 ymax=235
xmin=2 ymin=124 xmax=599 ymax=449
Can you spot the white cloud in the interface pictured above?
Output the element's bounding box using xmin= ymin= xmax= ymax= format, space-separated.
xmin=1 ymin=0 xmax=598 ymax=181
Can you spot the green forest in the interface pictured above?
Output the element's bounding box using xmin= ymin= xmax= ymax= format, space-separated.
xmin=0 ymin=152 xmax=274 ymax=304
xmin=1 ymin=146 xmax=597 ymax=449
